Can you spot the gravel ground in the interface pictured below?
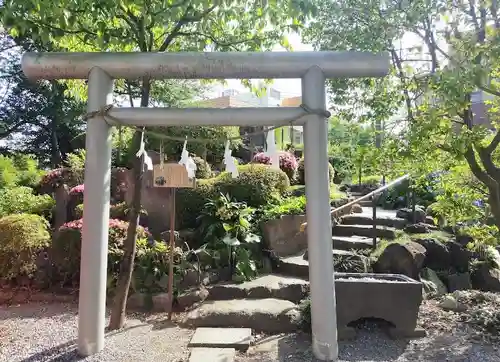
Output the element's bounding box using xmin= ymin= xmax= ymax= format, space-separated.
xmin=0 ymin=302 xmax=193 ymax=362
xmin=2 ymin=299 xmax=500 ymax=362
xmin=236 ymin=328 xmax=500 ymax=362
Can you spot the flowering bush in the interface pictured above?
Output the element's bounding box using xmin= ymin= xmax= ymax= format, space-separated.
xmin=68 ymin=184 xmax=85 ymax=205
xmin=69 ymin=184 xmax=84 ymax=195
xmin=39 ymin=168 xmax=84 ymax=190
xmin=52 ymin=218 xmax=150 ymax=286
xmin=252 ymin=151 xmax=298 ymax=181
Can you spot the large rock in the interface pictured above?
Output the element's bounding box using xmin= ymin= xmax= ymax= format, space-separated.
xmin=404 ymin=223 xmax=430 ymax=234
xmin=396 ymin=207 xmax=426 ymax=223
xmin=448 ymin=272 xmax=472 ymax=291
xmin=413 ymin=238 xmax=451 ymax=270
xmin=420 ymin=268 xmax=447 ymax=297
xmin=182 ymin=298 xmax=301 ymax=333
xmin=471 ymin=264 xmax=500 ymax=292
xmin=261 ymin=214 xmax=307 ymax=257
xmin=374 ymin=242 xmax=426 ymax=279
xmin=448 ymin=241 xmax=472 ymax=272
xmin=351 ymin=204 xmax=363 ymax=213
xmin=304 ymin=249 xmax=370 ymax=273
xmin=456 ymin=234 xmax=474 ymax=246
xmin=177 ymin=288 xmax=209 ymax=310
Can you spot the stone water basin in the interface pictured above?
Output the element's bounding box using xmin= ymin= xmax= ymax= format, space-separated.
xmin=333 ymin=272 xmax=425 ymax=339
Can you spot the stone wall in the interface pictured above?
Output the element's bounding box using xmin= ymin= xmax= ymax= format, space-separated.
xmin=262 ymin=202 xmax=352 ymax=257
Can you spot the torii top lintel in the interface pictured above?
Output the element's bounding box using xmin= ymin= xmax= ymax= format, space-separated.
xmin=22 ymin=51 xmax=389 ymax=81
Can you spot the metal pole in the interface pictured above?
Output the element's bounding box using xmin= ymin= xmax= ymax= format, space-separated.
xmin=372 ymin=195 xmax=378 ymax=249
xmin=302 ymin=66 xmax=338 ymax=361
xmin=78 ymin=67 xmax=114 ymax=356
xmin=168 ymin=188 xmax=176 ymax=320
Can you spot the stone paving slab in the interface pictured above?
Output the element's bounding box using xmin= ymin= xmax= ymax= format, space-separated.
xmin=188 ymin=327 xmax=252 ymax=351
xmin=189 ymin=347 xmax=236 ymax=362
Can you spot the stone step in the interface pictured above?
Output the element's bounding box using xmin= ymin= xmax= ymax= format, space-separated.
xmin=357 ymin=200 xmax=373 ymax=207
xmin=341 ymin=214 xmax=408 ymax=229
xmin=279 ymin=250 xmax=371 ymax=279
xmin=349 ymin=191 xmax=367 ymax=197
xmin=333 ymin=224 xmax=396 ymax=240
xmin=189 ymin=348 xmax=236 ymax=362
xmin=206 ymin=274 xmax=309 ymax=304
xmin=189 ymin=327 xmax=252 ymax=351
xmin=332 ymin=235 xmax=375 ymax=250
xmin=182 ymin=298 xmax=301 ymax=334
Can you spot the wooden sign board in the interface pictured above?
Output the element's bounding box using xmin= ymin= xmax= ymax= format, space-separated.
xmin=153 ymin=163 xmax=195 ymax=188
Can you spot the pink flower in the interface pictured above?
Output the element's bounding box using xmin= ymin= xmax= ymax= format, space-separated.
xmin=253 ymin=151 xmax=298 ymax=170
xmin=69 ymin=184 xmax=84 ymax=195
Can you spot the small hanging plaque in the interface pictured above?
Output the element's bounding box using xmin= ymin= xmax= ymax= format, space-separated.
xmin=153 ymin=163 xmax=195 ymax=188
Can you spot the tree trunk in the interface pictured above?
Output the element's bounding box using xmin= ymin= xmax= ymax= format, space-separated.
xmin=488 ymin=184 xmax=500 ymax=231
xmin=108 ymin=79 xmax=150 ymax=330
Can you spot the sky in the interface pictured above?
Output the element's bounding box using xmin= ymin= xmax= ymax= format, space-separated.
xmin=209 ymin=32 xmax=313 ymax=99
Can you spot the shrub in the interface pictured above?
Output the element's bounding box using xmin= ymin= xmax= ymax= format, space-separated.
xmin=39 ymin=167 xmax=84 ymax=190
xmin=298 ymin=297 xmax=312 ymax=331
xmin=69 ymin=184 xmax=85 ymax=205
xmin=176 ymin=180 xmax=218 ymax=229
xmin=0 ymin=214 xmax=50 ymax=280
xmin=74 ymin=202 xmax=147 ymax=221
xmin=177 ymin=165 xmax=289 ymax=229
xmin=0 ymin=155 xmax=20 ymax=189
xmin=75 ymin=203 xmax=84 ymax=219
xmin=0 ymin=187 xmax=55 ymax=219
xmin=216 ymin=164 xmax=289 ymax=207
xmin=12 ymin=154 xmax=45 ymax=188
xmin=259 ymin=196 xmax=307 ymax=223
xmin=192 ymin=156 xmax=213 ymax=179
xmin=53 ymin=218 xmax=150 ymax=285
xmin=129 ymin=238 xmax=182 ymax=295
xmin=357 ymin=175 xmax=383 ymax=185
xmin=69 ymin=184 xmax=84 ymax=195
xmin=110 ymin=202 xmax=129 ymax=220
xmin=252 ymin=151 xmax=298 ymax=181
xmin=297 ymin=158 xmax=335 ymax=185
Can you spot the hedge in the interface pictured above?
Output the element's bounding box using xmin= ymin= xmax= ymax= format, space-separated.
xmin=0 ymin=214 xmax=50 ymax=280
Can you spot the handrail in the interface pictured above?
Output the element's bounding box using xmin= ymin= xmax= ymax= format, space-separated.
xmin=300 ymin=174 xmax=410 ymax=232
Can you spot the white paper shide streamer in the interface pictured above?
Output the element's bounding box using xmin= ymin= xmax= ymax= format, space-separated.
xmin=223 ymin=140 xmax=239 ymax=179
xmin=179 ymin=139 xmax=197 ymax=179
xmin=265 ymin=129 xmax=280 ymax=170
xmin=136 ymin=132 xmax=153 ymax=170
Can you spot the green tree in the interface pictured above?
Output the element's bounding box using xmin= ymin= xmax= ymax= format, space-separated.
xmin=0 ymin=32 xmax=86 ymax=166
xmin=2 ymin=0 xmax=316 ymax=329
xmin=306 ymin=0 xmax=500 ymax=230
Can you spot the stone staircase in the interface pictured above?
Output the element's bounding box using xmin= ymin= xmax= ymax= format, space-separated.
xmin=183 ymin=189 xmax=410 ymax=360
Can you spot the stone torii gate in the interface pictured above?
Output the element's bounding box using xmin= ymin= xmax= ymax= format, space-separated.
xmin=22 ymin=51 xmax=388 ymax=361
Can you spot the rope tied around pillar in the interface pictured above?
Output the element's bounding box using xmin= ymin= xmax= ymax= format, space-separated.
xmin=82 ymin=103 xmax=331 ymax=144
